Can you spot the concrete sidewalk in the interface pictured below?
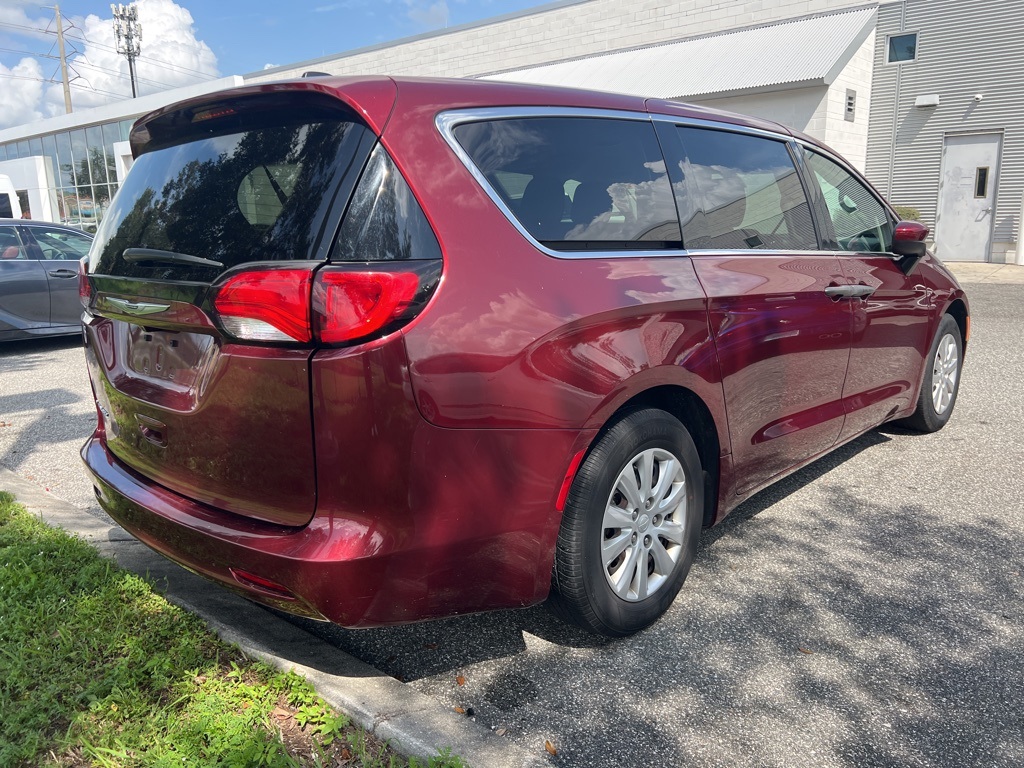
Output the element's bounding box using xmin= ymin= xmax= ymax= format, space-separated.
xmin=1 ymin=467 xmax=547 ymax=768
xmin=944 ymin=261 xmax=1024 ymax=283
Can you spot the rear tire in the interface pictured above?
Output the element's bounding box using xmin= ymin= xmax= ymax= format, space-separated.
xmin=899 ymin=314 xmax=963 ymax=433
xmin=549 ymin=409 xmax=703 ymax=637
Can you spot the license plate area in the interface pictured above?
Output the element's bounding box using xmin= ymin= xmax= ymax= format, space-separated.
xmin=125 ymin=324 xmax=214 ymax=390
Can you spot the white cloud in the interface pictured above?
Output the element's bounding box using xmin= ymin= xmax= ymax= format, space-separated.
xmin=0 ymin=0 xmax=219 ymax=131
xmin=406 ymin=0 xmax=449 ymax=29
xmin=0 ymin=58 xmax=45 ymax=130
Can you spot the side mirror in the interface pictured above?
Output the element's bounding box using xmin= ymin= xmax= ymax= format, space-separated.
xmin=890 ymin=220 xmax=929 ymax=275
xmin=891 ymin=220 xmax=929 ymax=257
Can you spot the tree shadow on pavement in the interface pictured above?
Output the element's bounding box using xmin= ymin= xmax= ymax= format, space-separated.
xmin=275 ymin=425 xmax=1023 ymax=767
xmin=0 ymin=336 xmax=82 ymax=373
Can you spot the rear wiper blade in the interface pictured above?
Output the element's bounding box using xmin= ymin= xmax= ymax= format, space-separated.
xmin=122 ymin=248 xmax=223 ymax=269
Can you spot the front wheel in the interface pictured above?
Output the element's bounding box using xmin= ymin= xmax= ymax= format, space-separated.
xmin=549 ymin=409 xmax=703 ymax=637
xmin=899 ymin=314 xmax=964 ymax=433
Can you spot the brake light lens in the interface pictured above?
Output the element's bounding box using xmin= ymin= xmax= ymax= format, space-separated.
xmin=211 ymin=263 xmax=438 ymax=346
xmin=214 ymin=268 xmax=314 ymax=343
xmin=314 ymin=270 xmax=420 ymax=344
xmin=78 ymin=256 xmax=91 ymax=308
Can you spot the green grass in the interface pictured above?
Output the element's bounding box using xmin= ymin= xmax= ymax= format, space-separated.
xmin=0 ymin=491 xmax=465 ymax=768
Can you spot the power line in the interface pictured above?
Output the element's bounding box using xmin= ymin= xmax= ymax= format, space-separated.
xmin=1 ymin=46 xmax=173 ymax=92
xmin=0 ymin=70 xmax=126 ymax=100
xmin=0 ymin=46 xmax=59 ymax=60
xmin=64 ymin=32 xmax=216 ymax=80
xmin=0 ymin=19 xmax=218 ymax=81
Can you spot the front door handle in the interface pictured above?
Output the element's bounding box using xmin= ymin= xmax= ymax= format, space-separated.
xmin=47 ymin=268 xmax=78 ymax=278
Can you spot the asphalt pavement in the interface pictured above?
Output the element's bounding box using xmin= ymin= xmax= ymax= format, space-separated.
xmin=1 ymin=270 xmax=1021 ymax=767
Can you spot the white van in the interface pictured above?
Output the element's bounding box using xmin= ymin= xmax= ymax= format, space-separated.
xmin=0 ymin=175 xmax=22 ymax=219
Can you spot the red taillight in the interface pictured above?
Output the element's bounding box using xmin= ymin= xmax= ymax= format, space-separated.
xmin=212 ymin=264 xmax=436 ymax=346
xmin=213 ymin=268 xmax=314 ymax=343
xmin=313 ymin=269 xmax=421 ymax=344
xmin=78 ymin=257 xmax=91 ymax=307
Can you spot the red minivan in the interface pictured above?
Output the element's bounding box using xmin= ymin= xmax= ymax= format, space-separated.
xmin=80 ymin=77 xmax=968 ymax=637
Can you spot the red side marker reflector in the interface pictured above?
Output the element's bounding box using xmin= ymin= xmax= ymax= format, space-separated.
xmin=229 ymin=568 xmax=297 ymax=600
xmin=556 ymin=449 xmax=588 ymax=512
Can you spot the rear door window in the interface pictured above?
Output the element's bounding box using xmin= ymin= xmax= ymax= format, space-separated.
xmin=677 ymin=127 xmax=818 ymax=251
xmin=453 ymin=117 xmax=681 ymax=250
xmin=90 ymin=112 xmax=370 ymax=282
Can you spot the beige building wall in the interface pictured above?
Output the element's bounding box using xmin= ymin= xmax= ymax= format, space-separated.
xmin=250 ymin=0 xmax=874 ymax=83
xmin=682 ymin=30 xmax=876 ymax=173
xmin=821 ymin=30 xmax=875 ymax=169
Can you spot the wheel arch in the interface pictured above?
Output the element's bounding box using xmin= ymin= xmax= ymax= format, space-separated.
xmin=944 ymin=297 xmax=969 ymax=355
xmin=585 ymin=385 xmax=722 ymax=528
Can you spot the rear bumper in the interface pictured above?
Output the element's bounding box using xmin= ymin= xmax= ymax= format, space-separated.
xmin=83 ymin=420 xmax=592 ymax=627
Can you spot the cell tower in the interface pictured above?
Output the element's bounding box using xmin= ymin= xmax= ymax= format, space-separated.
xmin=111 ymin=3 xmax=141 ymax=98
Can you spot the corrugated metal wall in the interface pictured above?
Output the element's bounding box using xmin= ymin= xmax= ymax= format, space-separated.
xmin=866 ymin=0 xmax=1023 ymax=256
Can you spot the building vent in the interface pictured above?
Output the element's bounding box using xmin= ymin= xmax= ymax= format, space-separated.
xmin=845 ymin=89 xmax=856 ymax=122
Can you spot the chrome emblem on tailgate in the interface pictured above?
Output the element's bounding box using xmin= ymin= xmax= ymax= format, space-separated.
xmin=106 ymin=297 xmax=171 ymax=316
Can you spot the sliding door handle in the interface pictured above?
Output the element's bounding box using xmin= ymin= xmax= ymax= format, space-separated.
xmin=825 ymin=284 xmax=876 ymax=299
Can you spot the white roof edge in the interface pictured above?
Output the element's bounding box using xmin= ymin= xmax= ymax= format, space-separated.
xmin=0 ymin=75 xmax=245 ymax=145
xmin=482 ymin=5 xmax=879 ymax=100
xmin=823 ymin=7 xmax=878 ymax=85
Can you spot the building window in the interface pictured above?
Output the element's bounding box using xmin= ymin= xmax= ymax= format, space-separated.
xmin=887 ymin=33 xmax=917 ymax=63
xmin=975 ymin=167 xmax=990 ymax=198
xmin=845 ymin=90 xmax=857 ymax=122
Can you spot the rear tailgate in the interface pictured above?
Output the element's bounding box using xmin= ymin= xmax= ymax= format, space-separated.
xmin=82 ymin=87 xmax=381 ymax=526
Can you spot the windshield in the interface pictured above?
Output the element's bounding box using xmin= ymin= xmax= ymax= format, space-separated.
xmin=90 ymin=116 xmax=368 ymax=282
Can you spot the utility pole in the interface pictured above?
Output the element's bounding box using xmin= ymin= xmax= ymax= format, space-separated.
xmin=54 ymin=4 xmax=72 ymax=113
xmin=111 ymin=3 xmax=141 ymax=98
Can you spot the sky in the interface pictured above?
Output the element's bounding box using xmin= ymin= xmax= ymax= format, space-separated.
xmin=0 ymin=0 xmax=552 ymax=131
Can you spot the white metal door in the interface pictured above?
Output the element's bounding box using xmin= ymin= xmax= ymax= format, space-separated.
xmin=935 ymin=133 xmax=1002 ymax=262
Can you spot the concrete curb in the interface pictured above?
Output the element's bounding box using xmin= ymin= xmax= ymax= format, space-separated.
xmin=2 ymin=468 xmax=549 ymax=768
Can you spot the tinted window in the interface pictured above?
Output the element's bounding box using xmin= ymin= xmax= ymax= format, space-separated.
xmin=89 ymin=117 xmax=368 ymax=281
xmin=30 ymin=227 xmax=93 ymax=260
xmin=454 ymin=117 xmax=681 ymax=249
xmin=807 ymin=151 xmax=892 ymax=253
xmin=679 ymin=128 xmax=817 ymax=251
xmin=0 ymin=195 xmax=12 ymax=219
xmin=334 ymin=144 xmax=441 ymax=262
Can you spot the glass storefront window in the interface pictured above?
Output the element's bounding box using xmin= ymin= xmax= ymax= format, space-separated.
xmin=69 ymin=129 xmax=90 ymax=187
xmin=102 ymin=123 xmax=122 ymax=184
xmin=54 ymin=132 xmax=74 ymax=186
xmin=86 ymin=125 xmax=109 ymax=184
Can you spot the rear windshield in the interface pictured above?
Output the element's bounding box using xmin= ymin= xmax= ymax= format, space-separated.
xmin=90 ymin=116 xmax=369 ymax=282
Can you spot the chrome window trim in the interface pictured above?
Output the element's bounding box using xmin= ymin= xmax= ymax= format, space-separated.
xmin=436 ymin=107 xmax=814 ymax=259
xmin=684 ymin=249 xmax=845 ymax=258
xmin=649 ymin=112 xmax=794 ymax=144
